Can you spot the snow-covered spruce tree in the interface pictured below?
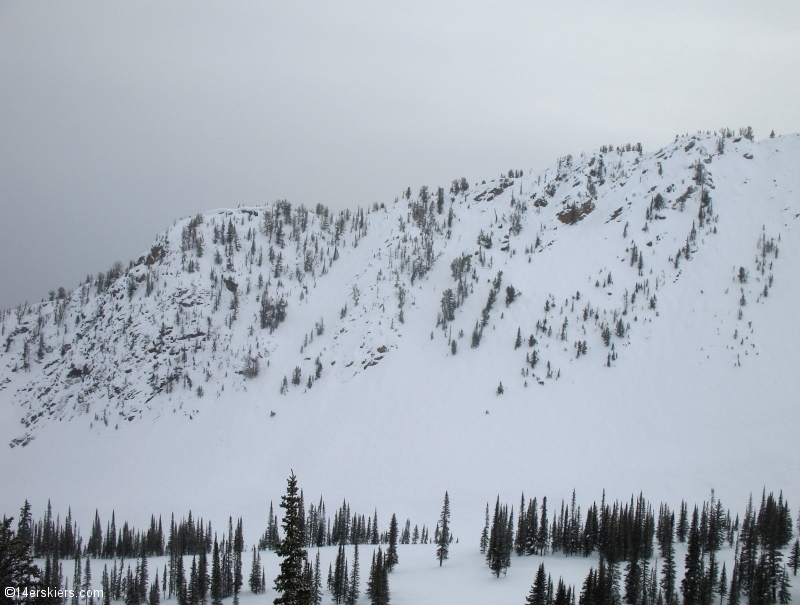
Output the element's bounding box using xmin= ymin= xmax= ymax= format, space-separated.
xmin=273 ymin=471 xmax=312 ymax=605
xmin=436 ymin=492 xmax=451 ymax=566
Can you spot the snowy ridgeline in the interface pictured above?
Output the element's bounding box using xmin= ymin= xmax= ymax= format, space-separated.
xmin=1 ymin=129 xmax=798 ymax=449
xmin=4 ymin=482 xmax=799 ymax=605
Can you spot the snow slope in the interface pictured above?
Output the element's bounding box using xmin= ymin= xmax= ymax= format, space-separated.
xmin=1 ymin=131 xmax=799 ymax=574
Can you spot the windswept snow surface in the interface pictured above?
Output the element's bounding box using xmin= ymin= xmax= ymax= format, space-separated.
xmin=1 ymin=133 xmax=799 ymax=603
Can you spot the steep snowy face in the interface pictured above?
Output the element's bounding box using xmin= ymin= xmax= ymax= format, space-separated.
xmin=1 ymin=131 xmax=798 ymax=454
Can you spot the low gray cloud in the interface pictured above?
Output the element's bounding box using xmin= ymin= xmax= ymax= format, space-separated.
xmin=1 ymin=1 xmax=798 ymax=309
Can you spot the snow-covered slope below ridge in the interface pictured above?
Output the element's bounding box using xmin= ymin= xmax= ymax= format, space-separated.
xmin=1 ymin=131 xmax=799 ymax=533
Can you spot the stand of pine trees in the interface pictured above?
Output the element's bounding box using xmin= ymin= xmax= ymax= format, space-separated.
xmin=489 ymin=489 xmax=795 ymax=605
xmin=258 ymin=496 xmax=426 ymax=551
xmin=4 ymin=485 xmax=796 ymax=605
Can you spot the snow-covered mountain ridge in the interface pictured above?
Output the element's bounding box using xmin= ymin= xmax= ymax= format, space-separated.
xmin=3 ymin=131 xmax=797 ymax=445
xmin=1 ymin=130 xmax=799 ymax=534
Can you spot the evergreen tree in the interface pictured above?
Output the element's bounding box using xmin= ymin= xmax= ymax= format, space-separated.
xmin=345 ymin=544 xmax=360 ymax=605
xmin=778 ymin=566 xmax=791 ymax=604
xmin=371 ymin=512 xmax=379 ymax=545
xmin=386 ymin=515 xmax=398 ymax=572
xmin=0 ymin=517 xmax=41 ymax=601
xmin=149 ymin=578 xmax=160 ymax=605
xmin=487 ymin=498 xmax=512 ymax=577
xmin=138 ymin=551 xmax=147 ymax=605
xmin=555 ymin=578 xmax=570 ymax=605
xmin=249 ymin=546 xmax=262 ymax=594
xmin=537 ymin=497 xmax=550 ymax=556
xmin=100 ymin=564 xmax=110 ymax=605
xmin=789 ymin=540 xmax=800 ymax=576
xmin=233 ymin=518 xmax=243 ymax=602
xmin=750 ymin=554 xmax=772 ymax=605
xmin=660 ymin=512 xmax=677 ymax=605
xmin=72 ymin=549 xmax=82 ymax=605
xmin=739 ymin=495 xmax=759 ymax=594
xmin=516 ymin=494 xmax=528 ymax=556
xmin=332 ymin=545 xmax=348 ymax=604
xmin=527 ymin=497 xmax=540 ymax=556
xmin=188 ymin=557 xmax=199 ymax=605
xmin=719 ymin=563 xmax=728 ymax=599
xmin=624 ymin=495 xmax=647 ymax=605
xmin=198 ymin=548 xmax=209 ymax=604
xmin=580 ymin=567 xmax=597 ymax=605
xmin=436 ymin=492 xmax=451 ymax=566
xmin=16 ymin=502 xmax=33 ymax=555
xmin=480 ymin=504 xmax=490 ymax=555
xmin=312 ymin=551 xmax=322 ymax=605
xmin=211 ymin=539 xmax=222 ymax=605
xmin=83 ymin=557 xmax=92 ymax=605
xmin=366 ymin=548 xmax=389 ymax=605
xmin=125 ymin=565 xmax=138 ymax=605
xmin=273 ymin=471 xmax=312 ymax=605
xmin=677 ymin=502 xmax=689 ymax=543
xmin=526 ymin=563 xmax=549 ymax=605
xmin=682 ymin=508 xmax=702 ymax=605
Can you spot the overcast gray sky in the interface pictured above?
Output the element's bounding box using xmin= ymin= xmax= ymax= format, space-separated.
xmin=1 ymin=1 xmax=798 ymax=309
